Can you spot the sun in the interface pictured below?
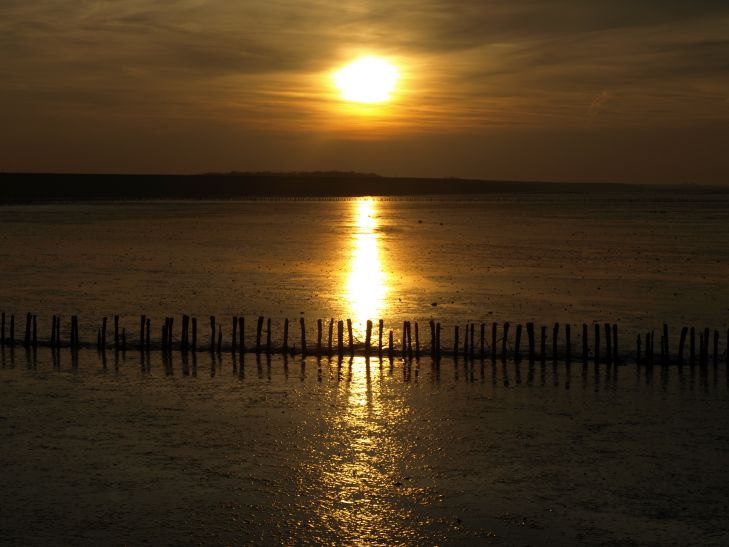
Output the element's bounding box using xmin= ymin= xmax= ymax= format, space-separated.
xmin=334 ymin=57 xmax=400 ymax=104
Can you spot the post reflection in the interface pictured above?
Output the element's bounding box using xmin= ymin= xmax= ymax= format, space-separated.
xmin=346 ymin=198 xmax=388 ymax=339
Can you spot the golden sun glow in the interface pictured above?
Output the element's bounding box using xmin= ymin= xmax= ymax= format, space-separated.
xmin=334 ymin=57 xmax=400 ymax=104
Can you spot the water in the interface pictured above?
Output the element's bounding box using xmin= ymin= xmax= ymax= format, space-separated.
xmin=1 ymin=194 xmax=728 ymax=350
xmin=2 ymin=194 xmax=729 ymax=544
xmin=1 ymin=349 xmax=728 ymax=545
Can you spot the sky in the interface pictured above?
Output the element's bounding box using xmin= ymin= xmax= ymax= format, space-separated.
xmin=1 ymin=0 xmax=729 ymax=183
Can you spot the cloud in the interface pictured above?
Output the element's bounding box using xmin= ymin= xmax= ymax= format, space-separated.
xmin=1 ymin=0 xmax=728 ymax=134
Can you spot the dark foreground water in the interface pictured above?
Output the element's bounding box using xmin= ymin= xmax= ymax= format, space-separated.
xmin=1 ymin=348 xmax=728 ymax=546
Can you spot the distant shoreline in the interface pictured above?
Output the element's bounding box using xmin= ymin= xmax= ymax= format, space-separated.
xmin=0 ymin=172 xmax=725 ymax=202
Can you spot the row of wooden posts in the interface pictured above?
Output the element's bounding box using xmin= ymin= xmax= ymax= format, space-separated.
xmin=0 ymin=312 xmax=727 ymax=366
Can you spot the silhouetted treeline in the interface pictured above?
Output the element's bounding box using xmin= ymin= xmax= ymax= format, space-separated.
xmin=0 ymin=172 xmax=722 ymax=202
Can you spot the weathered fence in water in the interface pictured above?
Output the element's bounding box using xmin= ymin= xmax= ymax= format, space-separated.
xmin=0 ymin=311 xmax=728 ymax=366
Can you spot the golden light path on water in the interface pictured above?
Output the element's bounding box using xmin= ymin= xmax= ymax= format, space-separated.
xmin=292 ymin=201 xmax=430 ymax=542
xmin=302 ymin=357 xmax=429 ymax=543
xmin=346 ymin=198 xmax=388 ymax=339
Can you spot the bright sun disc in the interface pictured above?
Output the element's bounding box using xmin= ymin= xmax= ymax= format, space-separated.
xmin=334 ymin=57 xmax=399 ymax=104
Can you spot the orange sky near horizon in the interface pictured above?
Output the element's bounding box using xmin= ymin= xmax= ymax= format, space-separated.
xmin=1 ymin=1 xmax=729 ymax=183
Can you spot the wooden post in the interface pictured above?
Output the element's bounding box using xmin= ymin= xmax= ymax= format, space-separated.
xmin=256 ymin=316 xmax=263 ymax=353
xmin=180 ymin=315 xmax=187 ymax=350
xmin=540 ymin=326 xmax=547 ymax=363
xmin=239 ymin=317 xmax=245 ymax=352
xmin=146 ymin=318 xmax=151 ymax=352
xmin=636 ymin=334 xmax=642 ymax=364
xmin=604 ymin=323 xmax=612 ymax=364
xmin=552 ymin=323 xmax=559 ymax=362
xmin=32 ymin=315 xmax=37 ymax=348
xmin=365 ymin=320 xmax=372 ymax=356
xmin=663 ymin=324 xmax=669 ymax=364
xmin=404 ymin=322 xmax=410 ymax=357
xmin=678 ymin=327 xmax=687 ymax=363
xmin=480 ymin=323 xmax=485 ymax=359
xmin=612 ymin=324 xmax=618 ymax=364
xmin=698 ymin=328 xmax=704 ymax=366
xmin=347 ymin=319 xmax=354 ymax=357
xmin=337 ymin=320 xmax=344 ymax=357
xmin=300 ymin=318 xmax=307 ymax=355
xmin=388 ymin=330 xmax=394 ymax=360
xmin=210 ymin=316 xmax=216 ymax=352
xmin=463 ymin=323 xmax=468 ymax=359
xmin=415 ymin=322 xmax=420 ymax=359
xmin=429 ymin=320 xmax=436 ymax=356
xmin=469 ymin=323 xmax=474 ymax=360
xmin=24 ymin=313 xmax=31 ymax=347
xmin=114 ymin=315 xmax=119 ymax=350
xmin=283 ymin=318 xmax=289 ymax=354
xmin=168 ymin=317 xmax=174 ymax=350
xmin=713 ymin=330 xmax=719 ymax=366
xmin=9 ymin=315 xmax=14 ymax=347
xmin=162 ymin=319 xmax=168 ymax=350
xmin=184 ymin=315 xmax=191 ymax=350
xmin=232 ymin=316 xmax=238 ymax=353
xmin=328 ymin=318 xmax=334 ymax=356
xmin=501 ymin=322 xmax=509 ymax=361
xmin=191 ymin=317 xmax=197 ymax=352
xmin=697 ymin=328 xmax=704 ymax=366
xmin=582 ymin=323 xmax=588 ymax=363
xmin=491 ymin=322 xmax=497 ymax=360
xmin=689 ymin=327 xmax=696 ymax=365
xmin=565 ymin=324 xmax=572 ymax=363
xmin=266 ymin=318 xmax=272 ymax=354
xmin=101 ymin=317 xmax=107 ymax=350
xmin=0 ymin=312 xmax=4 ymax=346
xmin=526 ymin=323 xmax=535 ymax=363
xmin=52 ymin=315 xmax=57 ymax=348
xmin=703 ymin=328 xmax=710 ymax=366
xmin=436 ymin=323 xmax=441 ymax=358
xmin=407 ymin=321 xmax=413 ymax=360
xmin=217 ymin=325 xmax=222 ymax=353
xmin=514 ymin=324 xmax=522 ymax=361
xmin=379 ymin=319 xmax=384 ymax=359
xmin=140 ymin=315 xmax=146 ymax=350
xmin=454 ymin=325 xmax=459 ymax=359
xmin=594 ymin=324 xmax=600 ymax=364
xmin=317 ymin=319 xmax=323 ymax=357
xmin=646 ymin=332 xmax=653 ymax=365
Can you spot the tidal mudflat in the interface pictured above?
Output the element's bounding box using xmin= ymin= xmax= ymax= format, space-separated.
xmin=1 ymin=194 xmax=728 ymax=347
xmin=1 ymin=193 xmax=729 ymax=545
xmin=1 ymin=349 xmax=728 ymax=545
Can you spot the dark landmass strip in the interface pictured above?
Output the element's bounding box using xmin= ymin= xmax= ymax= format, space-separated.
xmin=0 ymin=172 xmax=724 ymax=202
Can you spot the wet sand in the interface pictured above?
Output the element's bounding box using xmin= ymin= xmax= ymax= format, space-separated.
xmin=1 ymin=349 xmax=728 ymax=545
xmin=0 ymin=194 xmax=728 ymax=347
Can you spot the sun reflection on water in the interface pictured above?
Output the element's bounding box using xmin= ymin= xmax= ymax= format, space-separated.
xmin=346 ymin=199 xmax=388 ymax=339
xmin=299 ymin=357 xmax=432 ymax=543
